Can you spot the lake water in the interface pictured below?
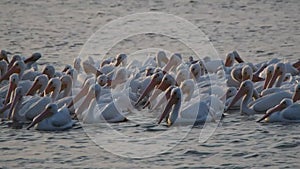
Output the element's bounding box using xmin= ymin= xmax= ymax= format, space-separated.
xmin=0 ymin=0 xmax=299 ymax=168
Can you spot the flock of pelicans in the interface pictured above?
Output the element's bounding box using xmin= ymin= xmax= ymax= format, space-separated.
xmin=0 ymin=49 xmax=300 ymax=131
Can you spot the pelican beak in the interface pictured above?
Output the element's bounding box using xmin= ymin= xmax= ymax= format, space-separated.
xmin=151 ymin=87 xmax=173 ymax=110
xmin=24 ymin=53 xmax=41 ymax=64
xmin=256 ymin=103 xmax=285 ymax=122
xmin=293 ymin=90 xmax=300 ymax=102
xmin=157 ymin=80 xmax=169 ymax=91
xmin=0 ymin=64 xmax=20 ymax=82
xmin=75 ymin=89 xmax=95 ymax=116
xmin=252 ymin=74 xmax=264 ymax=82
xmin=224 ymin=56 xmax=233 ymax=67
xmin=163 ymin=54 xmax=181 ymax=73
xmin=27 ymin=108 xmax=53 ymax=130
xmin=233 ymin=51 xmax=244 ymax=63
xmin=26 ymin=80 xmax=41 ymax=96
xmin=267 ymin=68 xmax=281 ymax=88
xmin=60 ymin=83 xmax=67 ymax=92
xmin=115 ymin=58 xmax=121 ymax=67
xmin=45 ymin=83 xmax=55 ymax=95
xmin=292 ymin=60 xmax=300 ymax=68
xmin=135 ymin=75 xmax=160 ymax=106
xmin=263 ymin=72 xmax=272 ymax=89
xmin=4 ymin=81 xmax=17 ymax=104
xmin=7 ymin=88 xmax=22 ymax=120
xmin=67 ymin=83 xmax=90 ymax=108
xmin=242 ymin=74 xmax=250 ymax=81
xmin=158 ymin=93 xmax=177 ymax=124
xmin=227 ymin=86 xmax=247 ymax=110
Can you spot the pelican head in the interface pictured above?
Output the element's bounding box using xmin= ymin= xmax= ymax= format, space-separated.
xmin=267 ymin=63 xmax=286 ymax=88
xmin=135 ymin=72 xmax=164 ymax=106
xmin=97 ymin=74 xmax=108 ymax=87
xmin=157 ymin=74 xmax=176 ymax=91
xmin=5 ymin=73 xmax=19 ymax=104
xmin=156 ymin=51 xmax=168 ymax=68
xmin=158 ymin=87 xmax=182 ymax=126
xmin=225 ymin=52 xmax=235 ymax=67
xmin=180 ymin=79 xmax=195 ymax=101
xmin=190 ymin=63 xmax=201 ymax=80
xmin=44 ymin=78 xmax=61 ymax=101
xmin=62 ymin=64 xmax=72 ymax=73
xmin=42 ymin=65 xmax=55 ymax=79
xmin=115 ymin=54 xmax=127 ymax=67
xmin=26 ymin=75 xmax=49 ymax=96
xmin=0 ymin=50 xmax=10 ymax=63
xmin=73 ymin=57 xmax=81 ymax=71
xmin=176 ymin=69 xmax=189 ymax=85
xmin=263 ymin=65 xmax=274 ymax=89
xmin=227 ymin=80 xmax=253 ymax=110
xmin=163 ymin=53 xmax=182 ymax=72
xmin=7 ymin=55 xmax=22 ymax=69
xmin=27 ymin=103 xmax=58 ymax=130
xmin=24 ymin=52 xmax=41 ymax=67
xmin=0 ymin=60 xmax=25 ymax=83
xmin=242 ymin=65 xmax=253 ymax=81
xmin=8 ymin=86 xmax=25 ymax=120
xmin=257 ymin=98 xmax=293 ymax=122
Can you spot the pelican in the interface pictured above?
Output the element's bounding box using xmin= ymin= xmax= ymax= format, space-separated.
xmin=257 ymin=98 xmax=300 ymax=123
xmin=158 ymin=87 xmax=218 ymax=126
xmin=76 ymin=84 xmax=128 ymax=123
xmin=27 ymin=103 xmax=74 ymax=131
xmin=227 ymin=80 xmax=300 ymax=115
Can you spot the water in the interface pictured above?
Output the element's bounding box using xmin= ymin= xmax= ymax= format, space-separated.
xmin=1 ymin=0 xmax=300 ymax=168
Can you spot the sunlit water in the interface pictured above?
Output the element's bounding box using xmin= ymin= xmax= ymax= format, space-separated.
xmin=1 ymin=0 xmax=299 ymax=168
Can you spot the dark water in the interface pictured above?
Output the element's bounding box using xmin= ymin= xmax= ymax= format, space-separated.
xmin=0 ymin=0 xmax=299 ymax=168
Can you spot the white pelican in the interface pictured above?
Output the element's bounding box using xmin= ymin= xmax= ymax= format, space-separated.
xmin=227 ymin=80 xmax=300 ymax=115
xmin=257 ymin=98 xmax=300 ymax=123
xmin=76 ymin=84 xmax=128 ymax=123
xmin=27 ymin=103 xmax=74 ymax=131
xmin=158 ymin=87 xmax=217 ymax=126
